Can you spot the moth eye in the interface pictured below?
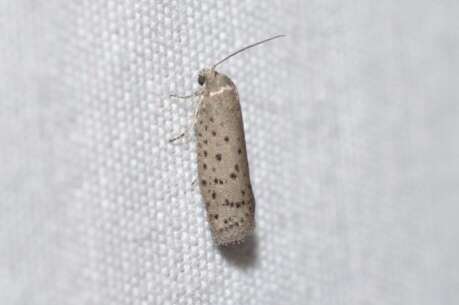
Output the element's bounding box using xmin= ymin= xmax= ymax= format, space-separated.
xmin=198 ymin=74 xmax=205 ymax=85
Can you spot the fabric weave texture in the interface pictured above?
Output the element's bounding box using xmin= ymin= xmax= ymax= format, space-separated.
xmin=1 ymin=1 xmax=458 ymax=305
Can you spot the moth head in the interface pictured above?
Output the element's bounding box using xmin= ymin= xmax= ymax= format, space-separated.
xmin=198 ymin=68 xmax=217 ymax=86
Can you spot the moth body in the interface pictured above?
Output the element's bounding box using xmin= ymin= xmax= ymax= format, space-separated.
xmin=171 ymin=35 xmax=284 ymax=245
xmin=195 ymin=69 xmax=255 ymax=245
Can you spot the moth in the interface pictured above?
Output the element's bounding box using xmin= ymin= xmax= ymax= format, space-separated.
xmin=170 ymin=35 xmax=285 ymax=245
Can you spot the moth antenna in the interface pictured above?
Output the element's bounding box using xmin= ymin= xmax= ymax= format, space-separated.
xmin=212 ymin=34 xmax=286 ymax=69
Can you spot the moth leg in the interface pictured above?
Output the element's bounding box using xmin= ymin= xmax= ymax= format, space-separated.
xmin=169 ymin=89 xmax=202 ymax=99
xmin=169 ymin=91 xmax=203 ymax=143
xmin=168 ymin=131 xmax=186 ymax=143
xmin=191 ymin=178 xmax=197 ymax=187
xmin=189 ymin=97 xmax=203 ymax=132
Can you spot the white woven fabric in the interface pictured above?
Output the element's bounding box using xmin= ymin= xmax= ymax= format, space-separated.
xmin=1 ymin=1 xmax=459 ymax=304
